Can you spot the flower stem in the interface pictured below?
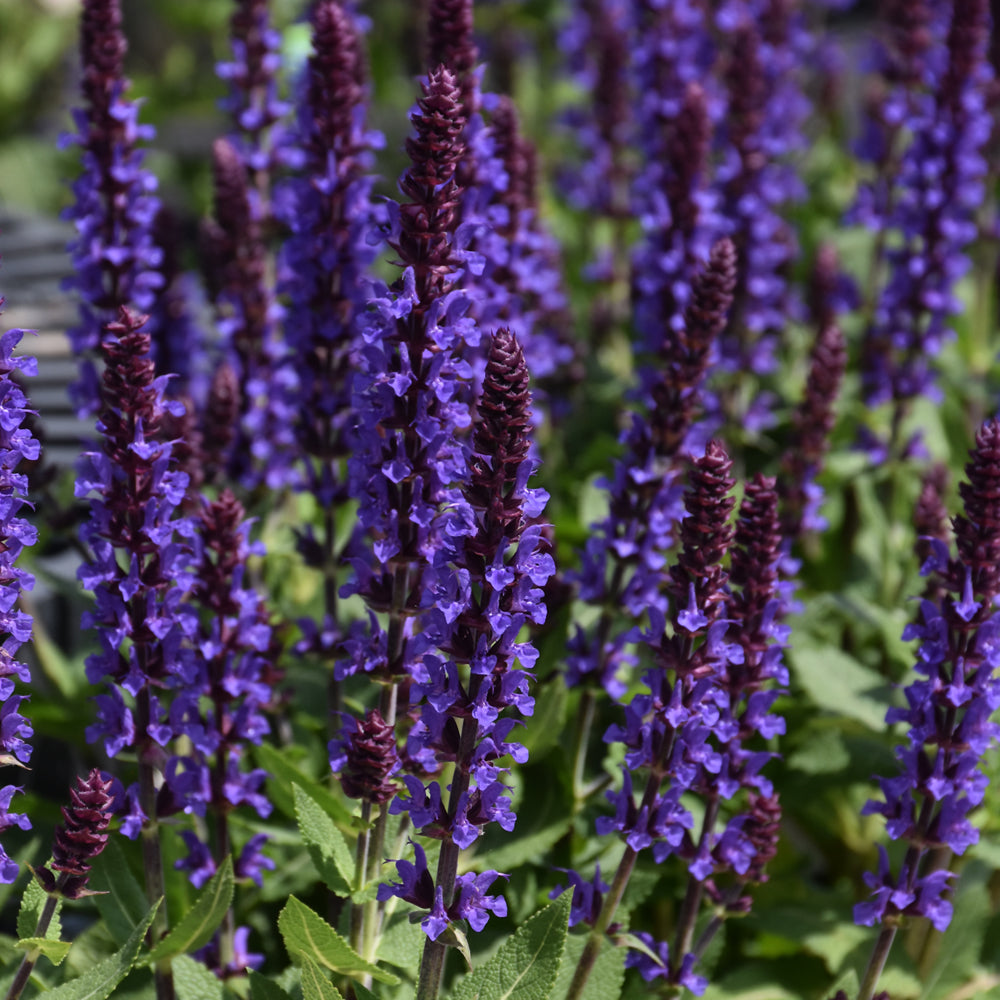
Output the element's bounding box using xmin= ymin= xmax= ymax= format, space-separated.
xmin=857 ymin=924 xmax=898 ymax=1000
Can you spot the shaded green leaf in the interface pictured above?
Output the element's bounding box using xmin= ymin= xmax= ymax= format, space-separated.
xmin=173 ymin=954 xmax=224 ymax=1000
xmin=88 ymin=841 xmax=148 ymax=942
xmin=249 ymin=970 xmax=296 ymax=1000
xmin=278 ymin=895 xmax=399 ymax=985
xmin=551 ymin=932 xmax=626 ymax=1000
xmin=452 ymin=894 xmax=570 ymax=1000
xmin=376 ymin=910 xmax=425 ymax=973
xmin=300 ymin=955 xmax=345 ymax=1000
xmin=256 ymin=743 xmax=354 ymax=826
xmin=15 ymin=938 xmax=72 ymax=965
xmin=293 ymin=784 xmax=355 ymax=896
xmin=40 ymin=901 xmax=158 ymax=1000
xmin=18 ymin=875 xmax=61 ymax=942
xmin=147 ymin=856 xmax=234 ymax=963
xmin=787 ymin=644 xmax=890 ymax=731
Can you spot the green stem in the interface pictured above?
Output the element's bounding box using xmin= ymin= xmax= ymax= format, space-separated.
xmin=857 ymin=924 xmax=898 ymax=1000
xmin=564 ymin=846 xmax=639 ymax=1000
xmin=137 ymin=690 xmax=174 ymax=1000
xmin=672 ymin=796 xmax=720 ymax=972
xmin=4 ymin=893 xmax=59 ymax=1000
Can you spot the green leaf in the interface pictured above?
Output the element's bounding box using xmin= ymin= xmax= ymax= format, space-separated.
xmin=787 ymin=644 xmax=891 ymax=731
xmin=15 ymin=938 xmax=73 ymax=965
xmin=39 ymin=901 xmax=158 ymax=1000
xmin=248 ymin=970 xmax=296 ymax=1000
xmin=452 ymin=894 xmax=570 ymax=1000
xmin=278 ymin=895 xmax=400 ymax=985
xmin=173 ymin=954 xmax=224 ymax=1000
xmin=147 ymin=856 xmax=234 ymax=963
xmin=520 ymin=680 xmax=567 ymax=760
xmin=550 ymin=932 xmax=626 ymax=1000
xmin=18 ymin=875 xmax=61 ymax=942
xmin=920 ymin=871 xmax=991 ymax=1000
xmin=256 ymin=743 xmax=354 ymax=826
xmin=88 ymin=841 xmax=149 ymax=943
xmin=293 ymin=784 xmax=356 ymax=896
xmin=376 ymin=909 xmax=425 ymax=973
xmin=300 ymin=955 xmax=346 ymax=1000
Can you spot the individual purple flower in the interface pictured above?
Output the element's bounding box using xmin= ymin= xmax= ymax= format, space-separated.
xmin=624 ymin=931 xmax=708 ymax=995
xmin=549 ymin=866 xmax=609 ymax=928
xmin=61 ymin=0 xmax=163 ymax=419
xmin=0 ymin=308 xmax=38 ymax=885
xmin=856 ymin=419 xmax=1000 ymax=948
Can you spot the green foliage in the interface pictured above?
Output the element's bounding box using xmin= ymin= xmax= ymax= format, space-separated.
xmin=293 ymin=784 xmax=357 ymax=897
xmin=147 ymin=857 xmax=234 ymax=963
xmin=451 ymin=895 xmax=570 ymax=1000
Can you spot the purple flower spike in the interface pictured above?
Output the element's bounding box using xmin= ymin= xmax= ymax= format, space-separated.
xmin=0 ymin=304 xmax=38 ymax=884
xmin=62 ymin=0 xmax=163 ymax=419
xmin=857 ymin=419 xmax=1000 ymax=933
xmin=276 ymin=0 xmax=382 ymax=509
xmin=77 ymin=308 xmax=196 ymax=782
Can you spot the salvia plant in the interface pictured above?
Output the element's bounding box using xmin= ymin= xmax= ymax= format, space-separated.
xmin=3 ymin=0 xmax=1000 ymax=999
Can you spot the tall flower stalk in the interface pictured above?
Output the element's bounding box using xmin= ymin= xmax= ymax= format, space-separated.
xmin=62 ymin=0 xmax=163 ymax=419
xmin=341 ymin=62 xmax=473 ymax=964
xmin=854 ymin=418 xmax=1000 ymax=1000
xmin=76 ymin=308 xmax=195 ymax=1000
xmin=392 ymin=329 xmax=551 ymax=999
xmin=0 ymin=303 xmax=38 ymax=886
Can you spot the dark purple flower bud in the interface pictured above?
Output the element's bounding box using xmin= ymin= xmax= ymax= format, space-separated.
xmin=649 ymin=239 xmax=737 ymax=457
xmin=953 ymin=418 xmax=1000 ymax=605
xmin=670 ymin=441 xmax=736 ymax=629
xmin=202 ymin=360 xmax=240 ymax=488
xmin=779 ymin=322 xmax=847 ymax=540
xmin=427 ymin=0 xmax=478 ymax=111
xmin=332 ymin=709 xmax=400 ymax=805
xmin=36 ymin=770 xmax=114 ymax=899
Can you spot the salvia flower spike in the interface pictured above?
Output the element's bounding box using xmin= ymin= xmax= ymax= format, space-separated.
xmin=0 ymin=297 xmax=38 ymax=886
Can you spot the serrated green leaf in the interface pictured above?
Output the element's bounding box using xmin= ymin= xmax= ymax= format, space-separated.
xmin=147 ymin=856 xmax=234 ymax=964
xmin=18 ymin=875 xmax=61 ymax=942
xmin=173 ymin=954 xmax=225 ymax=1000
xmin=15 ymin=937 xmax=72 ymax=965
xmin=452 ymin=894 xmax=570 ymax=1000
xmin=920 ymin=873 xmax=990 ymax=1000
xmin=256 ymin=744 xmax=354 ymax=827
xmin=787 ymin=644 xmax=890 ymax=731
xmin=300 ymin=955 xmax=345 ymax=1000
xmin=39 ymin=901 xmax=158 ymax=1000
xmin=88 ymin=841 xmax=149 ymax=942
xmin=293 ymin=784 xmax=355 ymax=896
xmin=249 ymin=970 xmax=295 ymax=1000
xmin=550 ymin=932 xmax=626 ymax=1000
xmin=278 ymin=895 xmax=399 ymax=985
xmin=376 ymin=910 xmax=425 ymax=973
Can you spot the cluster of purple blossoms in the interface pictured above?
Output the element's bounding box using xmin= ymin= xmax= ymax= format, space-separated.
xmin=559 ymin=440 xmax=787 ymax=992
xmin=202 ymin=137 xmax=294 ymax=490
xmin=629 ymin=1 xmax=721 ymax=358
xmin=275 ymin=0 xmax=382 ymax=514
xmin=852 ymin=0 xmax=991 ymax=454
xmin=61 ymin=0 xmax=163 ymax=419
xmin=708 ymin=2 xmax=806 ymax=431
xmin=76 ymin=309 xmax=196 ymax=835
xmin=568 ymin=239 xmax=737 ymax=697
xmin=381 ymin=329 xmax=552 ymax=942
xmin=216 ymin=0 xmax=295 ymax=203
xmin=0 ymin=303 xmax=39 ymax=884
xmin=169 ymin=490 xmax=275 ymax=890
xmin=856 ymin=418 xmax=1000 ymax=932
